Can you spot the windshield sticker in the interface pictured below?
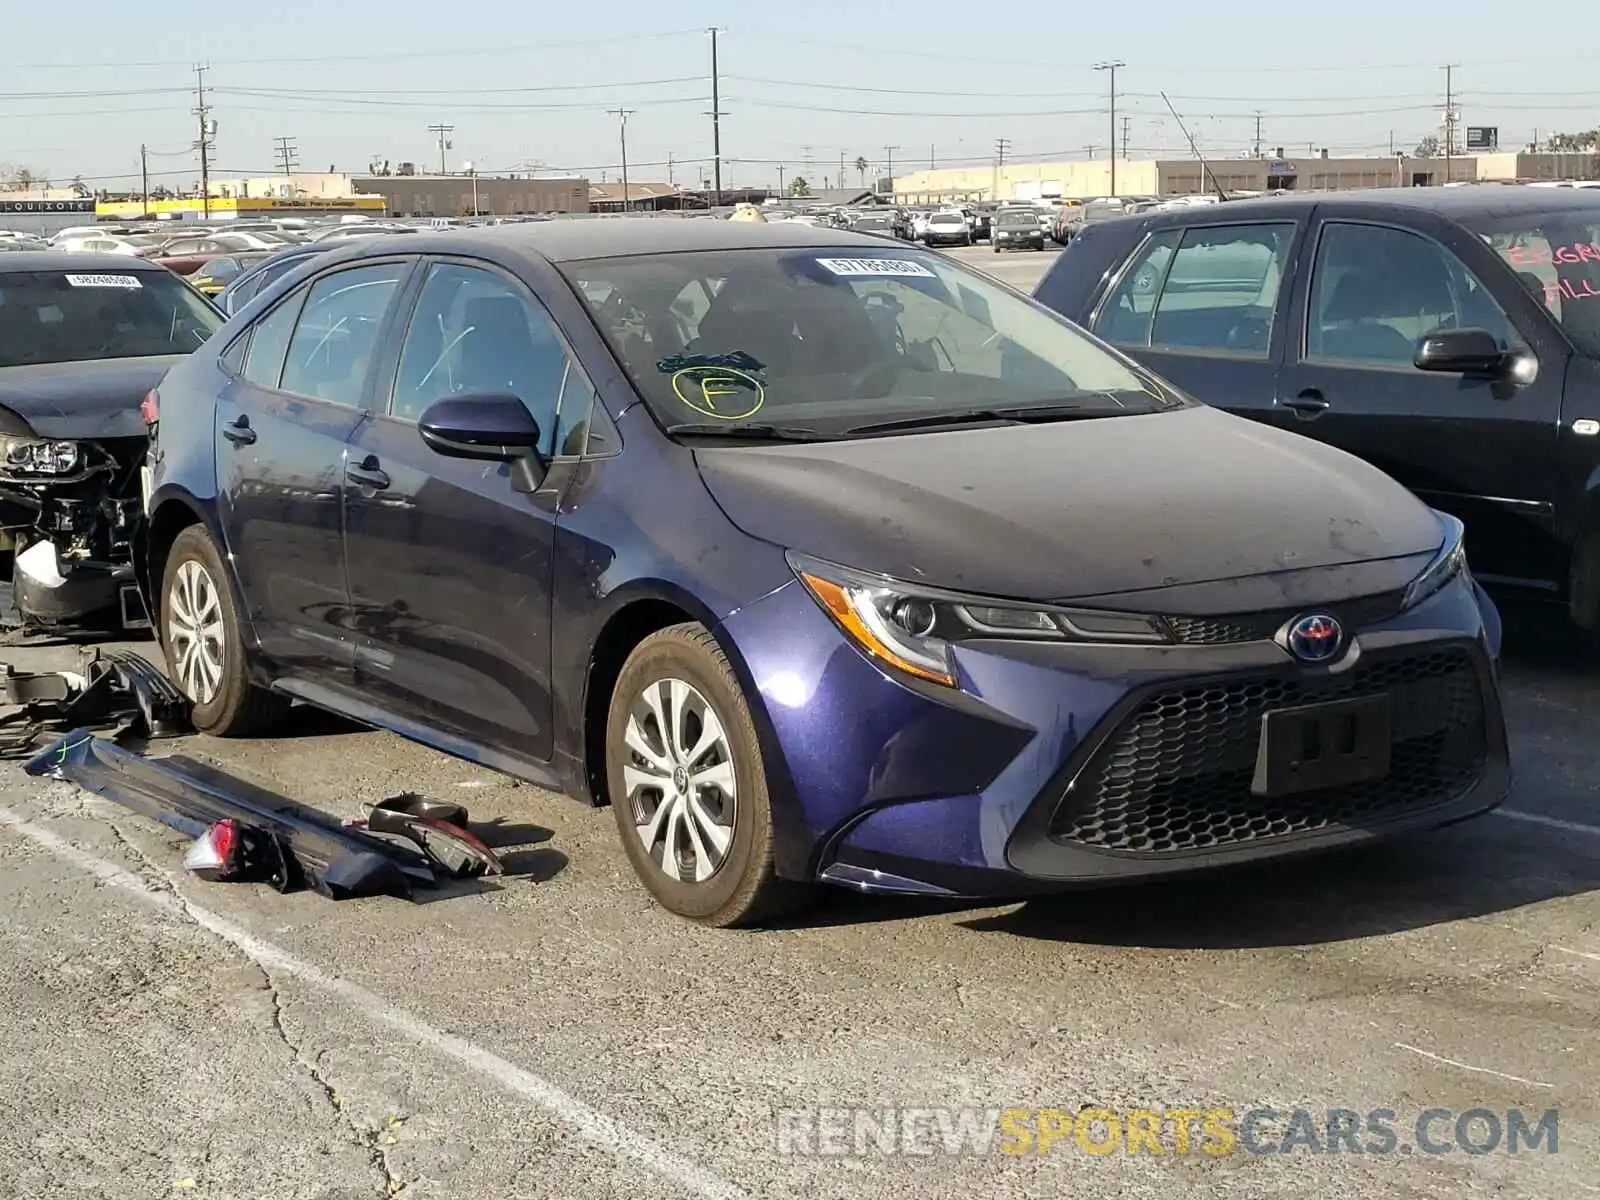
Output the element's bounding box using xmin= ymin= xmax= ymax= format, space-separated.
xmin=815 ymin=257 xmax=935 ymax=279
xmin=671 ymin=366 xmax=765 ymax=420
xmin=656 ymin=350 xmax=766 ymax=374
xmin=64 ymin=273 xmax=144 ymax=289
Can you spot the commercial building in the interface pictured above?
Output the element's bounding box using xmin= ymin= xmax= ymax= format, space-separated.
xmin=352 ymin=173 xmax=589 ymax=217
xmin=892 ymin=151 xmax=1600 ymax=202
xmin=95 ymin=195 xmax=389 ymax=222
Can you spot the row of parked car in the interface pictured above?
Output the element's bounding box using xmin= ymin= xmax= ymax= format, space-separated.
xmin=3 ymin=185 xmax=1590 ymax=929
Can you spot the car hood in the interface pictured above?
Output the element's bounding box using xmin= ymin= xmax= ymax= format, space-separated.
xmin=0 ymin=355 xmax=183 ymax=440
xmin=694 ymin=405 xmax=1445 ymax=603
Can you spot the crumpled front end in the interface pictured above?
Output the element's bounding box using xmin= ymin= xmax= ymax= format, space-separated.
xmin=2 ymin=433 xmax=150 ymax=632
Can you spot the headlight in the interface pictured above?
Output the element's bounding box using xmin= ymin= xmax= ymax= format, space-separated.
xmin=0 ymin=436 xmax=81 ymax=475
xmin=1401 ymin=511 xmax=1468 ymax=610
xmin=791 ymin=553 xmax=1168 ymax=687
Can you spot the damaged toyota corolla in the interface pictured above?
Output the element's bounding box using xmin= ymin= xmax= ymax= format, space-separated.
xmin=0 ymin=252 xmax=222 ymax=631
xmin=142 ymin=222 xmax=1511 ymax=928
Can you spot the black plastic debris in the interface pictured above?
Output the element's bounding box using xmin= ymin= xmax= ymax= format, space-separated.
xmin=0 ymin=649 xmax=190 ymax=759
xmin=24 ymin=730 xmax=433 ymax=900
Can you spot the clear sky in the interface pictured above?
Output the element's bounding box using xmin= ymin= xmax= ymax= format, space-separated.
xmin=1 ymin=1 xmax=1593 ymax=191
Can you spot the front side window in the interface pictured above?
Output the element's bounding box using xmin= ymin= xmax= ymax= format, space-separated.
xmin=278 ymin=262 xmax=407 ymax=405
xmin=0 ymin=269 xmax=222 ymax=368
xmin=563 ymin=247 xmax=1177 ymax=436
xmin=390 ymin=263 xmax=591 ymax=456
xmin=1145 ymin=222 xmax=1295 ymax=358
xmin=1306 ymin=222 xmax=1518 ymax=367
xmin=1461 ymin=207 xmax=1600 ymax=357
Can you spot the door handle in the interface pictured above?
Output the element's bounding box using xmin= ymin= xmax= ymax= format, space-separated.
xmin=221 ymin=415 xmax=257 ymax=445
xmin=1281 ymin=390 xmax=1330 ymax=419
xmin=346 ymin=455 xmax=390 ymax=491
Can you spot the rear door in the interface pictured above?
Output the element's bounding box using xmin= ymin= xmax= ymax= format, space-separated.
xmin=1084 ymin=217 xmax=1305 ymax=416
xmin=1274 ymin=214 xmax=1569 ymax=588
xmin=215 ymin=258 xmax=415 ymax=676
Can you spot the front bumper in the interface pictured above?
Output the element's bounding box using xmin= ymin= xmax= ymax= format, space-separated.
xmin=719 ymin=572 xmax=1509 ymax=897
xmin=13 ymin=539 xmax=148 ymax=630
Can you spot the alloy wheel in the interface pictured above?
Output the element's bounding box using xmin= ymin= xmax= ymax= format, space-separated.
xmin=622 ymin=677 xmax=738 ymax=883
xmin=167 ymin=559 xmax=226 ymax=704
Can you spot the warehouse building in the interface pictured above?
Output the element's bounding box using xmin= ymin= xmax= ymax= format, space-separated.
xmin=893 ymin=150 xmax=1600 ymax=202
xmin=351 ymin=173 xmax=589 ymax=217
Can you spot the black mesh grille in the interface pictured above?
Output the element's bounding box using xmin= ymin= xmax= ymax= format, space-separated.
xmin=1049 ymin=648 xmax=1488 ymax=854
xmin=1159 ymin=592 xmax=1406 ymax=646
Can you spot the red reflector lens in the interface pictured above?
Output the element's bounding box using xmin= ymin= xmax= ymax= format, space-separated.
xmin=139 ymin=390 xmax=159 ymax=424
xmin=183 ymin=818 xmax=240 ymax=874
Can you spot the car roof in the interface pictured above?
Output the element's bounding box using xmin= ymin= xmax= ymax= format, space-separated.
xmin=339 ymin=219 xmax=908 ymax=265
xmin=1151 ymin=184 xmax=1600 ymax=222
xmin=0 ymin=251 xmax=176 ymax=274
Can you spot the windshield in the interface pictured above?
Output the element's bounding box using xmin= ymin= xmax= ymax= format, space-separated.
xmin=562 ymin=247 xmax=1181 ymax=435
xmin=997 ymin=212 xmax=1039 ymax=227
xmin=0 ymin=269 xmax=222 ymax=368
xmin=1464 ymin=208 xmax=1600 ymax=356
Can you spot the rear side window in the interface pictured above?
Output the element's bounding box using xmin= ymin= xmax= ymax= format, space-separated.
xmin=1093 ymin=229 xmax=1179 ymax=346
xmin=279 ymin=263 xmax=407 ymax=406
xmin=241 ymin=285 xmax=306 ymax=388
xmin=1147 ymin=223 xmax=1295 ymax=357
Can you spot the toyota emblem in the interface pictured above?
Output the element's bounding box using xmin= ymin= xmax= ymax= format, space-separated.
xmin=1286 ymin=613 xmax=1344 ymax=663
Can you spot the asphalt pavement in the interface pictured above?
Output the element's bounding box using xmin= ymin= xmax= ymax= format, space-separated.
xmin=0 ymin=242 xmax=1595 ymax=1200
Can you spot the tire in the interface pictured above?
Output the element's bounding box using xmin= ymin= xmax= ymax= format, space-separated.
xmin=160 ymin=525 xmax=289 ymax=736
xmin=605 ymin=622 xmax=809 ymax=927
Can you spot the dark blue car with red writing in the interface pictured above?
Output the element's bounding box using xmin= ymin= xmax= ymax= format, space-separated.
xmin=140 ymin=220 xmax=1509 ymax=926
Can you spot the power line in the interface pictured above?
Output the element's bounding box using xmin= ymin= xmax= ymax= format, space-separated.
xmin=193 ymin=64 xmax=214 ymax=218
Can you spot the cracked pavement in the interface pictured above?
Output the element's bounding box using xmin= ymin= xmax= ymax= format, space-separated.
xmin=0 ymin=249 xmax=1596 ymax=1198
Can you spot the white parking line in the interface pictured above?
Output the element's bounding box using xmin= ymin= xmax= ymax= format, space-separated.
xmin=1392 ymin=1042 xmax=1554 ymax=1089
xmin=0 ymin=805 xmax=750 ymax=1200
xmin=1492 ymin=809 xmax=1600 ymax=838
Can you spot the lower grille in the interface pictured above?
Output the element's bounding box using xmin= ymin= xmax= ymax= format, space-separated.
xmin=1049 ymin=648 xmax=1488 ymax=854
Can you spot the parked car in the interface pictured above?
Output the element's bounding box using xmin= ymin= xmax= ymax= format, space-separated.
xmin=968 ymin=206 xmax=993 ymax=242
xmin=145 ymin=234 xmax=277 ymax=277
xmin=216 ymin=241 xmax=339 ymax=316
xmin=992 ymin=207 xmax=1047 ymax=252
xmin=1032 ymin=186 xmax=1600 ymax=627
xmin=1051 ymin=200 xmax=1085 ymax=244
xmin=141 ymin=221 xmax=1507 ymax=926
xmin=190 ymin=252 xmax=272 ymax=296
xmin=923 ymin=211 xmax=972 ymax=247
xmin=849 ymin=213 xmax=902 ymax=240
xmin=0 ymin=252 xmax=224 ymax=631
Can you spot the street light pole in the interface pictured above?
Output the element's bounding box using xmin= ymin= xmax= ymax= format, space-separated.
xmin=1095 ymin=60 xmax=1126 ymax=197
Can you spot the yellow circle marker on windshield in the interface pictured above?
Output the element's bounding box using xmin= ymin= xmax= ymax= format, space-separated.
xmin=671 ymin=366 xmax=765 ymax=420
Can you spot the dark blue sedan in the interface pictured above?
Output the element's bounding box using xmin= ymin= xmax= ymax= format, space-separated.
xmin=139 ymin=221 xmax=1510 ymax=925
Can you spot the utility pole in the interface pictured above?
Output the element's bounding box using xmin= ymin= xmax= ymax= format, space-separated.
xmin=1253 ymin=112 xmax=1264 ymax=158
xmin=193 ymin=64 xmax=214 ymax=218
xmin=1122 ymin=117 xmax=1131 ymax=161
xmin=882 ymin=144 xmax=899 ymax=199
xmin=667 ymin=152 xmax=675 ymax=186
xmin=274 ymin=135 xmax=299 ymax=177
xmin=1442 ymin=63 xmax=1459 ymax=182
xmin=428 ymin=123 xmax=454 ymax=175
xmin=777 ymin=163 xmax=785 ymax=195
xmin=707 ymin=27 xmax=724 ymax=206
xmin=1094 ymin=60 xmax=1125 ymax=196
xmin=608 ymin=107 xmax=635 ymax=210
xmin=929 ymin=143 xmax=935 ymax=170
xmin=139 ymin=144 xmax=150 ymax=218
xmin=993 ymin=136 xmax=1011 ymax=201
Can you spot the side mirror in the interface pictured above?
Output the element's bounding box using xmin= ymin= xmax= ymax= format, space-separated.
xmin=418 ymin=393 xmax=543 ymax=462
xmin=1412 ymin=327 xmax=1507 ymax=376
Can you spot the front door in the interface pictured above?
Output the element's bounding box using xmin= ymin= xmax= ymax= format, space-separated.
xmin=1274 ymin=218 xmax=1569 ymax=589
xmin=215 ymin=260 xmax=411 ymax=674
xmin=342 ymin=259 xmax=597 ymax=761
xmin=1088 ymin=219 xmax=1302 ymax=420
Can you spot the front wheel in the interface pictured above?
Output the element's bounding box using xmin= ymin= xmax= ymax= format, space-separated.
xmin=606 ymin=623 xmax=810 ymax=927
xmin=160 ymin=525 xmax=288 ymax=736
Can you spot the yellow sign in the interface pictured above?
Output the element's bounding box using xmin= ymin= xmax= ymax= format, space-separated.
xmin=94 ymin=196 xmax=388 ymax=220
xmin=670 ymin=366 xmax=765 ymax=420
